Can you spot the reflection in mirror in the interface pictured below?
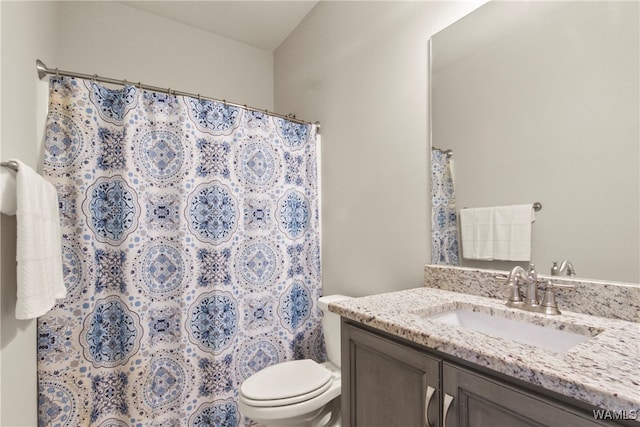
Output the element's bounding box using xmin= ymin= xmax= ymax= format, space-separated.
xmin=430 ymin=1 xmax=639 ymax=284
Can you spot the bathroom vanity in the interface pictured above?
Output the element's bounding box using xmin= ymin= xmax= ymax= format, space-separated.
xmin=341 ymin=321 xmax=629 ymax=427
xmin=330 ymin=285 xmax=639 ymax=427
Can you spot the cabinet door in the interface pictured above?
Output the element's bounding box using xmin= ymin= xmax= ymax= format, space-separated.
xmin=342 ymin=322 xmax=441 ymax=427
xmin=442 ymin=362 xmax=612 ymax=427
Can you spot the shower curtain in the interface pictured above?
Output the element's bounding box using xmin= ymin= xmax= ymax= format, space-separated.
xmin=37 ymin=76 xmax=323 ymax=427
xmin=431 ymin=149 xmax=459 ymax=266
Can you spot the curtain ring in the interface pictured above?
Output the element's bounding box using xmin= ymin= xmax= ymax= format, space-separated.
xmin=55 ymin=68 xmax=59 ymax=77
xmin=168 ymin=87 xmax=172 ymax=95
xmin=223 ymin=99 xmax=227 ymax=106
xmin=123 ymin=79 xmax=128 ymax=87
xmin=137 ymin=81 xmax=142 ymax=89
xmin=198 ymin=94 xmax=201 ymax=101
xmin=92 ymin=74 xmax=98 ymax=83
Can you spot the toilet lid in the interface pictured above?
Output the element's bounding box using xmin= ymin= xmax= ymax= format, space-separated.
xmin=241 ymin=359 xmax=333 ymax=401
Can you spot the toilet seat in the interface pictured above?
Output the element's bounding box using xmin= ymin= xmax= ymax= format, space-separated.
xmin=241 ymin=379 xmax=333 ymax=407
xmin=240 ymin=359 xmax=334 ymax=407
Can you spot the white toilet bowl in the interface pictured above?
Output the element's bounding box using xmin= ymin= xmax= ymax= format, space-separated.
xmin=238 ymin=295 xmax=349 ymax=427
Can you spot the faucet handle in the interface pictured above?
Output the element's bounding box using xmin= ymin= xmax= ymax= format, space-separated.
xmin=548 ymin=282 xmax=575 ymax=290
xmin=540 ymin=281 xmax=574 ymax=315
xmin=501 ymin=277 xmax=524 ymax=304
xmin=496 ymin=274 xmax=525 ymax=304
xmin=541 ymin=280 xmax=575 ymax=292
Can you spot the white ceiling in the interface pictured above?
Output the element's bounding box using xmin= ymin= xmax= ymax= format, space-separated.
xmin=121 ymin=1 xmax=319 ymax=51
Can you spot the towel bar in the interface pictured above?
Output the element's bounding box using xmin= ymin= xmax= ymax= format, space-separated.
xmin=0 ymin=161 xmax=19 ymax=171
xmin=462 ymin=202 xmax=543 ymax=212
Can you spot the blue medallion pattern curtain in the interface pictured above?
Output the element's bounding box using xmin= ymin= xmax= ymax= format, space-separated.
xmin=431 ymin=149 xmax=459 ymax=265
xmin=37 ymin=76 xmax=323 ymax=427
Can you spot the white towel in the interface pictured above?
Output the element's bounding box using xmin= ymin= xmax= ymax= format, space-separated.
xmin=3 ymin=159 xmax=66 ymax=319
xmin=460 ymin=204 xmax=535 ymax=261
xmin=492 ymin=204 xmax=535 ymax=261
xmin=460 ymin=207 xmax=494 ymax=260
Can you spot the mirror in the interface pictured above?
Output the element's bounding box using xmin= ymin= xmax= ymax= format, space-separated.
xmin=430 ymin=1 xmax=639 ymax=284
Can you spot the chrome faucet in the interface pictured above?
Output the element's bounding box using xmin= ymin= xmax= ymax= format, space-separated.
xmin=501 ymin=264 xmax=574 ymax=315
xmin=551 ymin=260 xmax=576 ymax=277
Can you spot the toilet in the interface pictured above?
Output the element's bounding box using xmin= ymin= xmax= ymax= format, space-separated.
xmin=238 ymin=295 xmax=350 ymax=427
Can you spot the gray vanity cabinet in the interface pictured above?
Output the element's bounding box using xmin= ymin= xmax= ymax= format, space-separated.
xmin=341 ymin=320 xmax=441 ymax=427
xmin=342 ymin=320 xmax=626 ymax=427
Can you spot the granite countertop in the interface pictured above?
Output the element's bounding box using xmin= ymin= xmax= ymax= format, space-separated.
xmin=329 ymin=287 xmax=640 ymax=417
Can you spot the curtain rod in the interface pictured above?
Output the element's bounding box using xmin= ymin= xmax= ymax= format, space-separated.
xmin=35 ymin=59 xmax=320 ymax=129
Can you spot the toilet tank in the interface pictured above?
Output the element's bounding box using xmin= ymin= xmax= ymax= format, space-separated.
xmin=317 ymin=295 xmax=351 ymax=368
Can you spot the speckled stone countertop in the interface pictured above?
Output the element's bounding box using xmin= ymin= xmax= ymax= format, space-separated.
xmin=424 ymin=265 xmax=640 ymax=323
xmin=329 ymin=287 xmax=640 ymax=418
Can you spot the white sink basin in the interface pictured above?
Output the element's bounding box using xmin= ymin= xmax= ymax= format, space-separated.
xmin=427 ymin=308 xmax=596 ymax=352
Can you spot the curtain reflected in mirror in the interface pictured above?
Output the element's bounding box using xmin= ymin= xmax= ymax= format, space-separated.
xmin=431 ymin=148 xmax=459 ymax=266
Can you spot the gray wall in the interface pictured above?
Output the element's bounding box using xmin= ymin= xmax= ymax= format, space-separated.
xmin=275 ymin=1 xmax=484 ymax=297
xmin=1 ymin=3 xmax=59 ymax=424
